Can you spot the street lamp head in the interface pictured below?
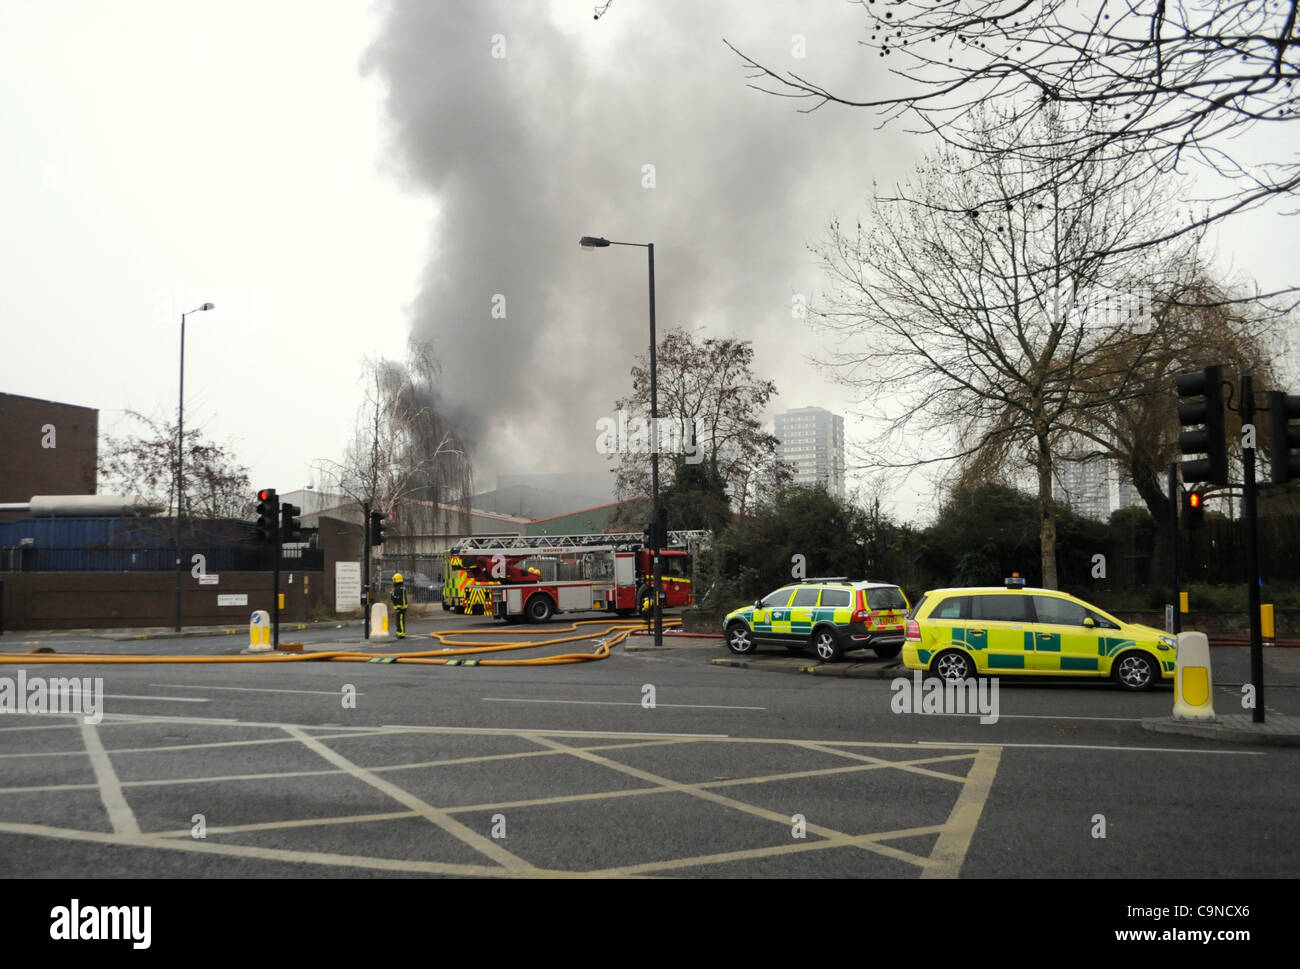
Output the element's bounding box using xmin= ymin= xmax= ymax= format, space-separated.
xmin=199 ymin=302 xmax=214 ymax=311
xmin=579 ymin=236 xmax=610 ymax=249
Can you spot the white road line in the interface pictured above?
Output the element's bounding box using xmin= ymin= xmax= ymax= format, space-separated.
xmin=283 ymin=725 xmax=537 ymax=874
xmin=103 ymin=713 xmax=239 ymax=724
xmin=910 ymin=712 xmax=1144 ymax=722
xmin=148 ymin=684 xmax=359 ymax=697
xmin=482 ymin=697 xmax=763 ymax=710
xmin=79 ymin=722 xmax=139 ymax=835
xmin=102 ymin=694 xmax=210 ymax=703
xmin=917 ymin=740 xmax=1263 ymax=754
xmin=381 ymin=724 xmax=729 ymax=738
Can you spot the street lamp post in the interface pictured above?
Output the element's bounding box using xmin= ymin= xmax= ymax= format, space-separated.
xmin=579 ymin=236 xmax=663 ymax=646
xmin=174 ymin=301 xmax=215 ymax=632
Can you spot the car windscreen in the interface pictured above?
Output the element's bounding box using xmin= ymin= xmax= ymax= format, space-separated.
xmin=866 ymin=587 xmax=908 ymax=611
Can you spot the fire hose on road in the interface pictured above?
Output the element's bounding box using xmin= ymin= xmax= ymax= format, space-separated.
xmin=0 ymin=618 xmax=681 ymax=667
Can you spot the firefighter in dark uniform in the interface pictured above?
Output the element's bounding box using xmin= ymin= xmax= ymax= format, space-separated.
xmin=391 ymin=572 xmax=409 ymax=639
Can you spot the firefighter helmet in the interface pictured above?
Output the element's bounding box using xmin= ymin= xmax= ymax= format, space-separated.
xmin=392 ymin=572 xmax=404 ymax=583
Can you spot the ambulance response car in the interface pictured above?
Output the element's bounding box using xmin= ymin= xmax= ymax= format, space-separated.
xmin=723 ymin=579 xmax=911 ymax=662
xmin=902 ymin=576 xmax=1177 ymax=690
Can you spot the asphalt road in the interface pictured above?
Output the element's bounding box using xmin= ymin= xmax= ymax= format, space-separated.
xmin=1 ymin=613 xmax=1296 ymax=878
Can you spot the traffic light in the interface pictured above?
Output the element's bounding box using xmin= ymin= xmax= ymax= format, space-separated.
xmin=1175 ymin=365 xmax=1228 ymax=485
xmin=255 ymin=488 xmax=278 ymax=542
xmin=280 ymin=503 xmax=303 ymax=543
xmin=369 ymin=510 xmax=388 ymax=546
xmin=642 ymin=508 xmax=668 ymax=548
xmin=1268 ymin=391 xmax=1300 ymax=484
xmin=1184 ymin=489 xmax=1205 ymax=529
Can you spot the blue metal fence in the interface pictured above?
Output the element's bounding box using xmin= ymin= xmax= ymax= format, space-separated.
xmin=0 ymin=545 xmax=324 ymax=573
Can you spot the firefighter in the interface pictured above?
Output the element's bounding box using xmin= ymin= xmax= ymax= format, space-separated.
xmin=390 ymin=572 xmax=409 ymax=639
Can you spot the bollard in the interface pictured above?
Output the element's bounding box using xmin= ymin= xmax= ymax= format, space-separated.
xmin=1172 ymin=631 xmax=1215 ymax=721
xmin=248 ymin=610 xmax=272 ymax=651
xmin=369 ymin=602 xmax=389 ymax=639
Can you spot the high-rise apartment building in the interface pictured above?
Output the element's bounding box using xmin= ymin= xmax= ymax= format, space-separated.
xmin=774 ymin=407 xmax=845 ymax=497
xmin=1056 ymin=455 xmax=1148 ymax=521
xmin=1055 ymin=455 xmax=1111 ymax=521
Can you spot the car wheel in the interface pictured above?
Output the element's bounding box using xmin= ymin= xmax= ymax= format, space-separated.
xmin=873 ymin=642 xmax=902 ymax=660
xmin=811 ymin=628 xmax=843 ymax=663
xmin=1113 ymin=651 xmax=1158 ymax=691
xmin=525 ymin=594 xmax=554 ymax=623
xmin=726 ymin=622 xmax=757 ymax=656
xmin=931 ymin=649 xmax=974 ymax=681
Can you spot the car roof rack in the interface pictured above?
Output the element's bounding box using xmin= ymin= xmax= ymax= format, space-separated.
xmin=805 ymin=576 xmax=849 ymax=583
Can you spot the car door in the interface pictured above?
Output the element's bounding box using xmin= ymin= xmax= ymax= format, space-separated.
xmin=1030 ymin=594 xmax=1103 ymax=674
xmin=784 ymin=586 xmax=822 ymax=644
xmin=969 ymin=594 xmax=1035 ymax=672
xmin=751 ymin=587 xmax=796 ymax=644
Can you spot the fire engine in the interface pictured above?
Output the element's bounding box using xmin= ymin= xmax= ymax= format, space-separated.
xmin=441 ymin=531 xmax=706 ymax=622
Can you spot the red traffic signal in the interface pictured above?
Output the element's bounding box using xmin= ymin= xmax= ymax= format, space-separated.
xmin=1183 ymin=489 xmax=1205 ymax=528
xmin=255 ymin=488 xmax=278 ymax=542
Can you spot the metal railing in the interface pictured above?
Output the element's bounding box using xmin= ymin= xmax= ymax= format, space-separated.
xmin=0 ymin=545 xmax=324 ymax=573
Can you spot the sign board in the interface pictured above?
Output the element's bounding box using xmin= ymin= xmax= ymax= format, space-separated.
xmin=336 ymin=561 xmax=362 ymax=612
xmin=218 ymin=594 xmax=248 ymax=607
xmin=199 ymin=574 xmax=219 ymax=586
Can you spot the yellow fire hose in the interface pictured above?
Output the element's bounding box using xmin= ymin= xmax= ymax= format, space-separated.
xmin=0 ymin=618 xmax=680 ymax=667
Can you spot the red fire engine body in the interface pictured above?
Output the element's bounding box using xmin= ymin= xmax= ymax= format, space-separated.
xmin=455 ymin=545 xmax=693 ymax=623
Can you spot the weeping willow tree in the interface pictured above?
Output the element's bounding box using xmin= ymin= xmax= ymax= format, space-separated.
xmin=317 ymin=337 xmax=474 ymax=542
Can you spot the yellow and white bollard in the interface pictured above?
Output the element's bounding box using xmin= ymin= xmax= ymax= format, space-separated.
xmin=248 ymin=610 xmax=271 ymax=651
xmin=370 ymin=602 xmax=390 ymax=639
xmin=1172 ymin=631 xmax=1215 ymax=721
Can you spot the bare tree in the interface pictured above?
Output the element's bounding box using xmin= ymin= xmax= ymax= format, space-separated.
xmin=811 ymin=108 xmax=1194 ymax=587
xmin=316 ymin=339 xmax=473 ymax=539
xmin=729 ymin=1 xmax=1300 ymax=294
xmin=1059 ymin=263 xmax=1284 ymax=568
xmin=607 ymin=326 xmax=789 ymax=517
xmin=99 ymin=411 xmax=251 ymax=520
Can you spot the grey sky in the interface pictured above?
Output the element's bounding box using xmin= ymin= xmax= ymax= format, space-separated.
xmin=1 ymin=1 xmax=1295 ymax=523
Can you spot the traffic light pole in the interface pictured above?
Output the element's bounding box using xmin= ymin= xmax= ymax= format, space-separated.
xmin=272 ymin=528 xmax=281 ymax=649
xmin=648 ymin=244 xmax=663 ymax=648
xmin=362 ymin=502 xmax=371 ymax=641
xmin=1167 ymin=463 xmax=1181 ymax=635
xmin=1240 ymin=374 xmax=1265 ymax=723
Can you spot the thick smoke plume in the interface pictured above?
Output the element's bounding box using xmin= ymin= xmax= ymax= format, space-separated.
xmin=361 ymin=1 xmax=885 ymax=490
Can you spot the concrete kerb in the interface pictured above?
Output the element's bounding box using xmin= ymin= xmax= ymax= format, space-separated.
xmin=711 ymin=655 xmax=906 ymax=679
xmin=1142 ymin=713 xmax=1300 ymax=747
